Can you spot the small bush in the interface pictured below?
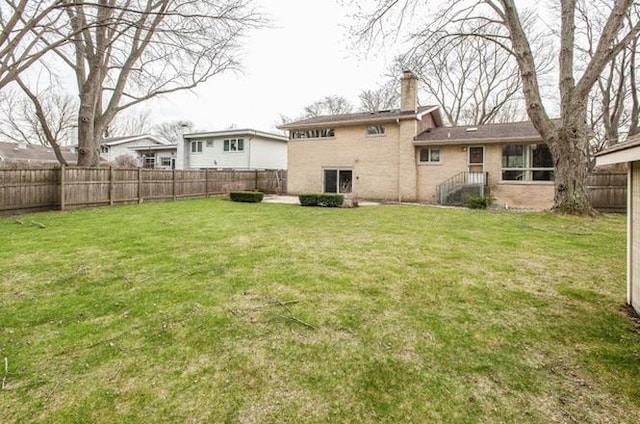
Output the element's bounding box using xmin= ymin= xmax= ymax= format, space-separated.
xmin=229 ymin=191 xmax=263 ymax=203
xmin=466 ymin=195 xmax=490 ymax=209
xmin=299 ymin=193 xmax=344 ymax=207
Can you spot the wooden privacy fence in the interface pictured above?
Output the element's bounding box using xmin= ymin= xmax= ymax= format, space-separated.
xmin=0 ymin=167 xmax=287 ymax=213
xmin=587 ymin=172 xmax=627 ymax=212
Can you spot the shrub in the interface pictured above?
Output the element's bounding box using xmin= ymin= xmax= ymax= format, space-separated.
xmin=298 ymin=193 xmax=344 ymax=207
xmin=229 ymin=191 xmax=263 ymax=203
xmin=466 ymin=195 xmax=490 ymax=209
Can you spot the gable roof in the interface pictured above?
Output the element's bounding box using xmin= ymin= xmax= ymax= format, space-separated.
xmin=0 ymin=141 xmax=77 ymax=164
xmin=278 ymin=106 xmax=443 ymax=130
xmin=103 ymin=134 xmax=170 ymax=146
xmin=183 ymin=128 xmax=288 ymax=142
xmin=414 ymin=120 xmax=556 ymax=145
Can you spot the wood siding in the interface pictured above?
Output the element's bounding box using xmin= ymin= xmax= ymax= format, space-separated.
xmin=1 ymin=167 xmax=286 ymax=214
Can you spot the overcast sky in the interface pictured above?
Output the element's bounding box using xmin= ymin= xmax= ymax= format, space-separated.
xmin=145 ymin=0 xmax=397 ymax=134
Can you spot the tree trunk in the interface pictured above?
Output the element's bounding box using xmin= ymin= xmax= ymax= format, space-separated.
xmin=547 ymin=112 xmax=594 ymax=214
xmin=76 ymin=90 xmax=99 ymax=167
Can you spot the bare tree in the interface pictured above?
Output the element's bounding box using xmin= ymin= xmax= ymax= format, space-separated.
xmin=0 ymin=1 xmax=73 ymax=90
xmin=578 ymin=1 xmax=640 ymax=152
xmin=152 ymin=120 xmax=194 ymax=144
xmin=393 ymin=32 xmax=529 ymax=126
xmin=105 ymin=109 xmax=154 ymax=138
xmin=354 ymin=0 xmax=640 ymax=214
xmin=30 ymin=0 xmax=262 ymax=166
xmin=0 ymin=84 xmax=75 ymax=165
xmin=358 ymin=80 xmax=399 ymax=112
xmin=304 ymin=95 xmax=354 ymax=117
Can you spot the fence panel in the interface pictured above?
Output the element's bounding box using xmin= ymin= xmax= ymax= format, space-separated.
xmin=0 ymin=167 xmax=286 ymax=214
xmin=0 ymin=168 xmax=59 ymax=212
xmin=588 ymin=172 xmax=627 ymax=212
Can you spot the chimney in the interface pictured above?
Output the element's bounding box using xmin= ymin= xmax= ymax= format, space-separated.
xmin=400 ymin=70 xmax=418 ymax=113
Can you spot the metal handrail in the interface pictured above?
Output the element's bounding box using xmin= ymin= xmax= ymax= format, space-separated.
xmin=436 ymin=171 xmax=488 ymax=205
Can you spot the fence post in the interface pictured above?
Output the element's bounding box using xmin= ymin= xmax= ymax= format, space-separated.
xmin=59 ymin=165 xmax=66 ymax=211
xmin=205 ymin=169 xmax=209 ymax=197
xmin=109 ymin=166 xmax=115 ymax=206
xmin=255 ymin=169 xmax=259 ymax=191
xmin=173 ymin=169 xmax=177 ymax=201
xmin=138 ymin=167 xmax=143 ymax=203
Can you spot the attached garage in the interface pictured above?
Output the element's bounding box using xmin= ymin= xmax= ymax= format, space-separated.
xmin=596 ymin=136 xmax=640 ymax=314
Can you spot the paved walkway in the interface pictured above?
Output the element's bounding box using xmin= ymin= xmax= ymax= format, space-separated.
xmin=262 ymin=195 xmax=380 ymax=206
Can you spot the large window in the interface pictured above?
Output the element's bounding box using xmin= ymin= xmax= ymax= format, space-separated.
xmin=502 ymin=144 xmax=554 ymax=181
xmin=419 ymin=147 xmax=440 ymax=163
xmin=224 ymin=138 xmax=244 ymax=152
xmin=291 ymin=128 xmax=335 ymax=139
xmin=191 ymin=141 xmax=203 ymax=153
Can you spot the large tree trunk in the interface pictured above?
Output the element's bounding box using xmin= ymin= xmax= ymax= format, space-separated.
xmin=548 ymin=118 xmax=593 ymax=214
xmin=76 ymin=87 xmax=100 ymax=167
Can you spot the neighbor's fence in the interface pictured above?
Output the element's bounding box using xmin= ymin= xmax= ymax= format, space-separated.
xmin=587 ymin=172 xmax=627 ymax=212
xmin=0 ymin=167 xmax=287 ymax=214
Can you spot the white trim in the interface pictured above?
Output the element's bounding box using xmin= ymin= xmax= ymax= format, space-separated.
xmin=628 ymin=164 xmax=634 ymax=305
xmin=184 ymin=129 xmax=287 ymax=143
xmin=596 ymin=144 xmax=640 ymax=166
xmin=103 ymin=134 xmax=169 ymax=147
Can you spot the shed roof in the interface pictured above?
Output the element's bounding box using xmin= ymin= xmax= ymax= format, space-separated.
xmin=595 ymin=134 xmax=640 ymax=166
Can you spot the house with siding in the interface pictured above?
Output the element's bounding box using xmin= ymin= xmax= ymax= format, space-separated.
xmin=595 ymin=135 xmax=640 ymax=315
xmin=179 ymin=129 xmax=287 ymax=170
xmin=100 ymin=135 xmax=175 ymax=168
xmin=279 ymin=70 xmax=556 ymax=209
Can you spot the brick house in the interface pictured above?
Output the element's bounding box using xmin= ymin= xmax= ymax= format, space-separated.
xmin=280 ymin=71 xmax=555 ymax=209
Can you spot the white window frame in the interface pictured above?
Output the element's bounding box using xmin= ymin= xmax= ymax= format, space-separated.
xmin=191 ymin=141 xmax=203 ymax=153
xmin=501 ymin=143 xmax=554 ymax=182
xmin=142 ymin=154 xmax=155 ymax=169
xmin=224 ymin=138 xmax=245 ymax=152
xmin=418 ymin=147 xmax=441 ymax=164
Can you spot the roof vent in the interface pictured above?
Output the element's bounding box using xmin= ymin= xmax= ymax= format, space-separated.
xmin=465 ymin=127 xmax=478 ymax=132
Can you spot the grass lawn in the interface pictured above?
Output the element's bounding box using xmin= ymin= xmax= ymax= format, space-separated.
xmin=1 ymin=198 xmax=639 ymax=423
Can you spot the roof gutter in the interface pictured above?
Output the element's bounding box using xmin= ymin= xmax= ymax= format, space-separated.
xmin=413 ymin=135 xmax=544 ymax=146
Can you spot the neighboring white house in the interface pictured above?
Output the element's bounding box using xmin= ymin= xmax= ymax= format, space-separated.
xmin=181 ymin=129 xmax=288 ymax=170
xmin=101 ymin=135 xmax=175 ymax=168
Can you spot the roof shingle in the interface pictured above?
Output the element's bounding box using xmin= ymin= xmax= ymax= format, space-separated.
xmin=414 ymin=120 xmax=556 ymax=144
xmin=279 ymin=106 xmax=441 ymax=129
